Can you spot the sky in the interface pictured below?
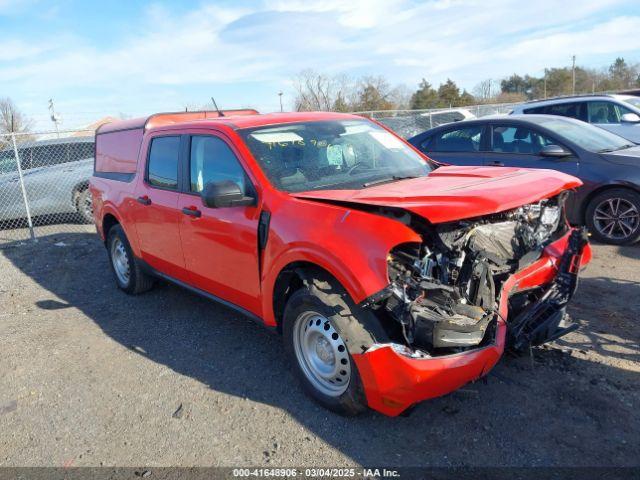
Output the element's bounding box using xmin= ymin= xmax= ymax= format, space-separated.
xmin=1 ymin=0 xmax=640 ymax=131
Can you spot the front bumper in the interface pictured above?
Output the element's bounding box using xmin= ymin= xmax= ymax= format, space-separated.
xmin=352 ymin=228 xmax=592 ymax=416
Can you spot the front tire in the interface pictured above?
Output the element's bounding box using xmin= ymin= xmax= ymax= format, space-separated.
xmin=75 ymin=188 xmax=94 ymax=224
xmin=283 ymin=276 xmax=382 ymax=416
xmin=106 ymin=224 xmax=155 ymax=294
xmin=586 ymin=188 xmax=640 ymax=245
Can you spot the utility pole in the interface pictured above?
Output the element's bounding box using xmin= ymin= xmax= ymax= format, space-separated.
xmin=48 ymin=99 xmax=60 ymax=138
xmin=278 ymin=92 xmax=283 ymax=112
xmin=544 ymin=68 xmax=547 ymax=99
xmin=571 ymin=55 xmax=576 ymax=95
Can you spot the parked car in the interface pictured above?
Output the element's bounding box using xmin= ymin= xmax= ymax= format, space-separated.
xmin=0 ymin=136 xmax=95 ymax=224
xmin=408 ymin=114 xmax=640 ymax=245
xmin=511 ymin=94 xmax=640 ymax=143
xmin=90 ymin=110 xmax=590 ymax=417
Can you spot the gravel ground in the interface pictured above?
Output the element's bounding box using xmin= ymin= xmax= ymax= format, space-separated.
xmin=0 ymin=230 xmax=638 ymax=467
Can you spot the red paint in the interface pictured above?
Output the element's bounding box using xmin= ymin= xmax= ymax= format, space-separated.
xmin=90 ymin=111 xmax=591 ymax=416
xmin=294 ymin=166 xmax=583 ymax=223
xmin=95 ymin=127 xmax=143 ymax=174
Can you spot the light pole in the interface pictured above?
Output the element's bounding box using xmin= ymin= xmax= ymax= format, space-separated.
xmin=571 ymin=55 xmax=576 ymax=95
xmin=48 ymin=99 xmax=60 ymax=138
xmin=278 ymin=92 xmax=283 ymax=112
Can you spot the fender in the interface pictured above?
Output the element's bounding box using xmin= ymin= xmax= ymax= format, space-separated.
xmin=260 ymin=199 xmax=422 ymax=327
xmin=90 ymin=176 xmax=142 ymax=257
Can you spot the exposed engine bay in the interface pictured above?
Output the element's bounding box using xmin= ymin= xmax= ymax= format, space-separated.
xmin=368 ymin=193 xmax=588 ymax=357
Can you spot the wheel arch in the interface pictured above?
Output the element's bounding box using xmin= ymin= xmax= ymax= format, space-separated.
xmin=271 ymin=261 xmax=349 ymax=333
xmin=102 ymin=213 xmax=120 ymax=239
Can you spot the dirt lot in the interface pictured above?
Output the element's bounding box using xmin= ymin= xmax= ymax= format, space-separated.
xmin=0 ymin=229 xmax=638 ymax=467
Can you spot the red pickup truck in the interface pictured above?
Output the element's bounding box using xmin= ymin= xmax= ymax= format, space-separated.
xmin=90 ymin=110 xmax=591 ymax=416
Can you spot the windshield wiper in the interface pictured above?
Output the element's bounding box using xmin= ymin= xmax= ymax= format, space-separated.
xmin=363 ymin=175 xmax=420 ymax=188
xmin=599 ymin=144 xmax=635 ymax=152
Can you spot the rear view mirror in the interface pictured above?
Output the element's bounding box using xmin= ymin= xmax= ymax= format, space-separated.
xmin=201 ymin=180 xmax=255 ymax=208
xmin=621 ymin=113 xmax=640 ymax=123
xmin=540 ymin=144 xmax=571 ymax=158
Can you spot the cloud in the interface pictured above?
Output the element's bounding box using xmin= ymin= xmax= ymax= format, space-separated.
xmin=0 ymin=0 xmax=638 ymax=127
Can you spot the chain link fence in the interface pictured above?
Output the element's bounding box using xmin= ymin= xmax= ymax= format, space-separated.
xmin=357 ymin=102 xmax=519 ymax=138
xmin=0 ymin=130 xmax=96 ymax=245
xmin=0 ymin=101 xmax=522 ymax=246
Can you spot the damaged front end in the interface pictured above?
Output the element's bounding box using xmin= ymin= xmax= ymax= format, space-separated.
xmin=364 ymin=193 xmax=588 ymax=358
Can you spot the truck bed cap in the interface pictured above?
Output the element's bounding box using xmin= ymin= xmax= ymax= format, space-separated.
xmin=96 ymin=109 xmax=260 ymax=134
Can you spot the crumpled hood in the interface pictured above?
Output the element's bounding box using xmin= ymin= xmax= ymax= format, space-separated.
xmin=293 ymin=166 xmax=582 ymax=224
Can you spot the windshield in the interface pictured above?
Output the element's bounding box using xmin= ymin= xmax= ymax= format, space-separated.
xmin=239 ymin=120 xmax=431 ymax=192
xmin=532 ymin=117 xmax=634 ymax=152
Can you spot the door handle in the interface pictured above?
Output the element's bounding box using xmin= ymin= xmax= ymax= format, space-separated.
xmin=488 ymin=160 xmax=504 ymax=167
xmin=182 ymin=206 xmax=202 ymax=218
xmin=137 ymin=195 xmax=151 ymax=205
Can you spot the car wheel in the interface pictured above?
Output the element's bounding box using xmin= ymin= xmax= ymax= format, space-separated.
xmin=106 ymin=224 xmax=155 ymax=294
xmin=586 ymin=188 xmax=640 ymax=245
xmin=75 ymin=188 xmax=94 ymax=224
xmin=283 ymin=276 xmax=380 ymax=416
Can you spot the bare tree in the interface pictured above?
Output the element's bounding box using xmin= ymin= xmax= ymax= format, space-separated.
xmin=293 ymin=70 xmax=352 ymax=111
xmin=472 ymin=79 xmax=498 ymax=103
xmin=0 ymin=97 xmax=32 ymax=136
xmin=0 ymin=98 xmax=33 ymax=149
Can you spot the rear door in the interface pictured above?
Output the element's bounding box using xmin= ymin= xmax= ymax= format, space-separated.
xmin=177 ymin=132 xmax=262 ymax=316
xmin=418 ymin=124 xmax=486 ymax=166
xmin=484 ymin=123 xmax=579 ymax=178
xmin=131 ymin=134 xmax=189 ymax=282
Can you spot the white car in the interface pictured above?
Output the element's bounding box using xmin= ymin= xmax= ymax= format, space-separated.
xmin=0 ymin=137 xmax=95 ymax=225
xmin=511 ymin=94 xmax=640 ymax=143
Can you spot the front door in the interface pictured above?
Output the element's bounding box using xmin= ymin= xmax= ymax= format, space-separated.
xmin=177 ymin=133 xmax=262 ymax=317
xmin=131 ymin=134 xmax=188 ymax=282
xmin=484 ymin=124 xmax=579 ymax=176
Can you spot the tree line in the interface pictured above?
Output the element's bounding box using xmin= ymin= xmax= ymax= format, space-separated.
xmin=294 ymin=57 xmax=640 ymax=112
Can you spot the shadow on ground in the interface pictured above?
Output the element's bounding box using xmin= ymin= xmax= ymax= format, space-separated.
xmin=2 ymin=232 xmax=639 ymax=466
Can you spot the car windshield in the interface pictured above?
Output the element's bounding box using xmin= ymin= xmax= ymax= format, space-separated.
xmin=531 ymin=117 xmax=635 ymax=152
xmin=239 ymin=120 xmax=431 ymax=192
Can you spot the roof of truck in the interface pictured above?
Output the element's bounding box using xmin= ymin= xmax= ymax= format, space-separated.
xmin=97 ymin=110 xmax=362 ymax=135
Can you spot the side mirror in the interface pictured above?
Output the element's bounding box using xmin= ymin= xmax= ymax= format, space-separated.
xmin=540 ymin=144 xmax=571 ymax=158
xmin=201 ymin=180 xmax=255 ymax=208
xmin=620 ymin=112 xmax=640 ymax=123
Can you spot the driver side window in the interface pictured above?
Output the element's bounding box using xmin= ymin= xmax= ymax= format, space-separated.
xmin=189 ymin=136 xmax=248 ymax=194
xmin=587 ymin=101 xmax=633 ymax=124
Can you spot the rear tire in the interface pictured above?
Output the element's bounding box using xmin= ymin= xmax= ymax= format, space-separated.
xmin=585 ymin=188 xmax=640 ymax=245
xmin=283 ymin=276 xmax=382 ymax=416
xmin=106 ymin=224 xmax=155 ymax=294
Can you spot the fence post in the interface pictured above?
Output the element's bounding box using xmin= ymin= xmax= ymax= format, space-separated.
xmin=11 ymin=133 xmax=36 ymax=241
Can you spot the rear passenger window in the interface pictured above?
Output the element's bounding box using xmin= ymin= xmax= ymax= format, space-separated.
xmin=147 ymin=136 xmax=180 ymax=189
xmin=189 ymin=136 xmax=247 ymax=194
xmin=430 ymin=126 xmax=483 ymax=152
xmin=525 ymin=102 xmax=586 ymax=121
xmin=491 ymin=126 xmax=554 ymax=155
xmin=523 ymin=106 xmax=546 ymax=114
